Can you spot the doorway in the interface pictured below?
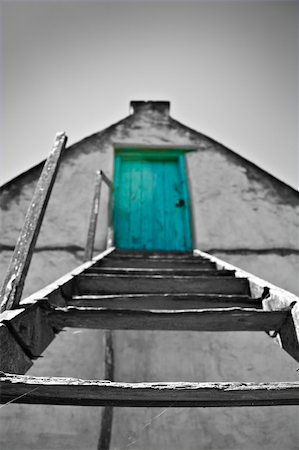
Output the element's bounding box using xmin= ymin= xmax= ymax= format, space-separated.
xmin=113 ymin=149 xmax=192 ymax=251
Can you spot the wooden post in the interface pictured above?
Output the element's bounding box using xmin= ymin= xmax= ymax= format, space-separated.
xmin=101 ymin=170 xmax=113 ymax=190
xmin=84 ymin=171 xmax=102 ymax=262
xmin=97 ymin=330 xmax=114 ymax=450
xmin=0 ymin=132 xmax=67 ymax=313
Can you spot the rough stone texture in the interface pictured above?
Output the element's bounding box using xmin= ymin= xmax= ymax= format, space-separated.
xmin=0 ymin=101 xmax=298 ymax=449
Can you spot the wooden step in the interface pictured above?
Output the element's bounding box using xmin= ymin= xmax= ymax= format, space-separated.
xmin=1 ymin=375 xmax=298 ymax=407
xmin=86 ymin=267 xmax=235 ymax=277
xmin=50 ymin=306 xmax=287 ymax=331
xmin=70 ymin=293 xmax=260 ymax=309
xmin=96 ymin=258 xmax=216 ymax=269
xmin=110 ymin=250 xmax=195 ymax=259
xmin=76 ymin=274 xmax=251 ymax=295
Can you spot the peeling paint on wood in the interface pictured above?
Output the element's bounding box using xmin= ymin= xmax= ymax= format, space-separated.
xmin=70 ymin=293 xmax=261 ymax=309
xmin=0 ymin=133 xmax=67 ymax=312
xmin=195 ymin=249 xmax=299 ymax=362
xmin=50 ymin=306 xmax=288 ymax=332
xmin=1 ymin=375 xmax=298 ymax=407
xmin=76 ymin=274 xmax=250 ymax=295
xmin=0 ymin=302 xmax=58 ymax=360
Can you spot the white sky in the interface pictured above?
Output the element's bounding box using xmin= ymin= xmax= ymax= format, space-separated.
xmin=0 ymin=0 xmax=298 ymax=189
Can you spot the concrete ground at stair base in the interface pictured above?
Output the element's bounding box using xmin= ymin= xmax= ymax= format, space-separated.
xmin=0 ymin=250 xmax=298 ymax=450
xmin=0 ymin=327 xmax=298 ymax=450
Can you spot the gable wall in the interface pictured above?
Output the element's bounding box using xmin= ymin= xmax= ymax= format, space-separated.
xmin=0 ymin=103 xmax=298 ymax=450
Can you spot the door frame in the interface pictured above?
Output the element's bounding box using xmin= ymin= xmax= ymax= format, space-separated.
xmin=112 ymin=144 xmax=196 ymax=251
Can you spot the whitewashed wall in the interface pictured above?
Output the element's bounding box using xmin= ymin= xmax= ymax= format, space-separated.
xmin=1 ymin=102 xmax=298 ymax=450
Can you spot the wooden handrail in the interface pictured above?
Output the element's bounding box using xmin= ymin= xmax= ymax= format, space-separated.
xmin=0 ymin=132 xmax=67 ymax=313
xmin=101 ymin=170 xmax=114 ymax=190
xmin=84 ymin=170 xmax=114 ymax=262
xmin=84 ymin=171 xmax=102 ymax=262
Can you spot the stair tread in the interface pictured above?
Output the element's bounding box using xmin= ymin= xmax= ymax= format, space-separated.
xmin=96 ymin=259 xmax=216 ymax=268
xmin=110 ymin=250 xmax=195 ymax=258
xmin=72 ymin=293 xmax=253 ymax=299
xmin=76 ymin=274 xmax=250 ymax=295
xmin=1 ymin=374 xmax=298 ymax=407
xmin=86 ymin=268 xmax=235 ymax=276
xmin=50 ymin=305 xmax=287 ymax=331
xmin=79 ymin=273 xmax=242 ymax=279
xmin=70 ymin=293 xmax=261 ymax=309
xmin=58 ymin=305 xmax=284 ymax=312
xmin=105 ymin=256 xmax=210 ymax=261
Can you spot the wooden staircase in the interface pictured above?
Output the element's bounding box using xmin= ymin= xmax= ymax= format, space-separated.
xmin=1 ymin=134 xmax=299 ymax=448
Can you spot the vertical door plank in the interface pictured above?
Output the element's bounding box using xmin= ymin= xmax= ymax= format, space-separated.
xmin=172 ymin=161 xmax=185 ymax=250
xmin=178 ymin=155 xmax=192 ymax=250
xmin=141 ymin=161 xmax=153 ymax=250
xmin=113 ymin=156 xmax=120 ymax=248
xmin=153 ymin=161 xmax=166 ymax=250
xmin=119 ymin=160 xmax=131 ymax=249
xmin=130 ymin=161 xmax=142 ymax=249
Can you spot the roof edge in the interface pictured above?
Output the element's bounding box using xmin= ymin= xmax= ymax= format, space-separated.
xmin=170 ymin=116 xmax=299 ymax=197
xmin=0 ymin=112 xmax=133 ymax=193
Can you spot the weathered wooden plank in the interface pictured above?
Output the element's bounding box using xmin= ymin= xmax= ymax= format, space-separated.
xmin=0 ymin=324 xmax=33 ymax=374
xmin=195 ymin=250 xmax=299 ymax=363
xmin=0 ymin=301 xmax=57 ymax=359
xmin=70 ymin=293 xmax=261 ymax=309
xmin=76 ymin=274 xmax=250 ymax=295
xmin=1 ymin=375 xmax=298 ymax=407
xmin=277 ymin=314 xmax=299 ymax=362
xmin=97 ymin=330 xmax=114 ymax=450
xmin=84 ymin=170 xmax=102 ymax=262
xmin=101 ymin=170 xmax=114 ymax=190
xmin=86 ymin=267 xmax=235 ymax=277
xmin=96 ymin=258 xmax=216 ymax=269
xmin=50 ymin=306 xmax=287 ymax=331
xmin=105 ymin=172 xmax=114 ymax=250
xmin=0 ymin=249 xmax=115 ymax=373
xmin=0 ymin=132 xmax=67 ymax=313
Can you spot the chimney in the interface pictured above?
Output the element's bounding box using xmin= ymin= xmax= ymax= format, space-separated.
xmin=130 ymin=101 xmax=170 ymax=116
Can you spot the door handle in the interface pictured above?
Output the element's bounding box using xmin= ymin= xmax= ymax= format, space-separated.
xmin=175 ymin=199 xmax=185 ymax=207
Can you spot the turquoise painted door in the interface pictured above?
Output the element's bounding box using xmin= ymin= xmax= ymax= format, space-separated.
xmin=114 ymin=153 xmax=192 ymax=251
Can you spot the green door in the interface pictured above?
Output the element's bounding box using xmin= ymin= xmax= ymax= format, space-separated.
xmin=113 ymin=151 xmax=192 ymax=251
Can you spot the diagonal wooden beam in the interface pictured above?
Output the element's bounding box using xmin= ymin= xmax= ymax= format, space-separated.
xmin=84 ymin=170 xmax=102 ymax=262
xmin=0 ymin=249 xmax=115 ymax=374
xmin=20 ymin=247 xmax=115 ymax=307
xmin=0 ymin=132 xmax=67 ymax=313
xmin=195 ymin=250 xmax=299 ymax=362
